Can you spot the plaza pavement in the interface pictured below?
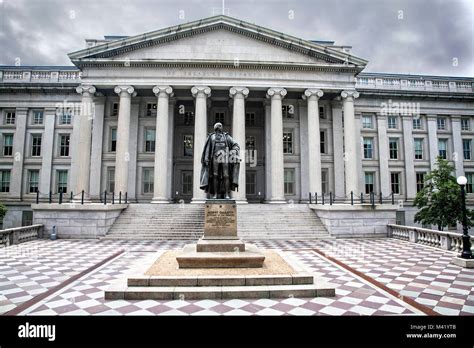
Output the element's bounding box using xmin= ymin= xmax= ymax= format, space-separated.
xmin=0 ymin=238 xmax=473 ymax=316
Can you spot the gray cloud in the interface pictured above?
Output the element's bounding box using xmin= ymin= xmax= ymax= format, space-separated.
xmin=0 ymin=0 xmax=472 ymax=77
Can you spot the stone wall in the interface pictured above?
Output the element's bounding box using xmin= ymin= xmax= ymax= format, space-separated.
xmin=310 ymin=204 xmax=398 ymax=238
xmin=32 ymin=203 xmax=128 ymax=239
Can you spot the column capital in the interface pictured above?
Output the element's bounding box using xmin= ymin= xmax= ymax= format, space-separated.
xmin=76 ymin=84 xmax=96 ymax=97
xmin=266 ymin=87 xmax=287 ymax=100
xmin=341 ymin=90 xmax=360 ymax=100
xmin=153 ymin=85 xmax=174 ymax=97
xmin=114 ymin=85 xmax=136 ymax=97
xmin=191 ymin=86 xmax=211 ymax=98
xmin=229 ymin=86 xmax=249 ymax=99
xmin=303 ymin=88 xmax=323 ymax=100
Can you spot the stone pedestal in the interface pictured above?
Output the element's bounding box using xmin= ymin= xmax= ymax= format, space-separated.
xmin=451 ymin=256 xmax=474 ymax=268
xmin=177 ymin=199 xmax=265 ymax=268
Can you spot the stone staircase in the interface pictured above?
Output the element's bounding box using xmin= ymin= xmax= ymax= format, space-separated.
xmin=103 ymin=203 xmax=330 ymax=240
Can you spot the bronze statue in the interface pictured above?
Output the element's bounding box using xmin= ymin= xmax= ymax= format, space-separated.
xmin=200 ymin=122 xmax=240 ymax=199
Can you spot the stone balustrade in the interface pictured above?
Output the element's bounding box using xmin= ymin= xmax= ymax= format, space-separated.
xmin=0 ymin=224 xmax=43 ymax=247
xmin=387 ymin=224 xmax=473 ymax=253
xmin=0 ymin=68 xmax=81 ymax=83
xmin=356 ymin=74 xmax=474 ymax=93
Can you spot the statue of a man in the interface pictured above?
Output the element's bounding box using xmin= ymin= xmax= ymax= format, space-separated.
xmin=200 ymin=122 xmax=240 ymax=199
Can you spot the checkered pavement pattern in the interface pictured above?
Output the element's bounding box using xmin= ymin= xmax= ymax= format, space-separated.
xmin=0 ymin=239 xmax=186 ymax=314
xmin=1 ymin=238 xmax=473 ymax=315
xmin=306 ymin=238 xmax=474 ymax=316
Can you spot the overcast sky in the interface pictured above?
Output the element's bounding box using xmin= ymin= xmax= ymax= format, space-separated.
xmin=0 ymin=0 xmax=473 ymax=77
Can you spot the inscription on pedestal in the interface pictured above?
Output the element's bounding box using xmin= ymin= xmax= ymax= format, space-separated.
xmin=204 ymin=200 xmax=237 ymax=239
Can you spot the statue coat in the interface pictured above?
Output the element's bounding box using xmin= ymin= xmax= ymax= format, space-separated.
xmin=200 ymin=132 xmax=240 ymax=195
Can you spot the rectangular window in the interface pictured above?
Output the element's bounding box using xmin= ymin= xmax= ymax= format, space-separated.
xmin=215 ymin=112 xmax=225 ymax=124
xmin=388 ymin=116 xmax=397 ymax=129
xmin=389 ymin=138 xmax=399 ymax=159
xmin=283 ymin=131 xmax=293 ymax=154
xmin=363 ymin=137 xmax=373 ymax=159
xmin=111 ymin=103 xmax=119 ymax=117
xmin=414 ymin=138 xmax=423 ymax=160
xmin=416 ymin=172 xmax=425 ymax=193
xmin=110 ymin=128 xmax=117 ymax=152
xmin=319 ymin=106 xmax=325 ymax=119
xmin=31 ymin=134 xmax=42 ymax=157
xmin=284 ymin=168 xmax=295 ymax=195
xmin=437 ymin=117 xmax=446 ymax=130
xmin=467 ymin=173 xmax=473 ymax=194
xmin=246 ymin=171 xmax=256 ymax=195
xmin=282 ymin=105 xmax=294 ymax=118
xmin=413 ymin=117 xmax=422 ymax=130
xmin=56 ymin=170 xmax=68 ymax=193
xmin=182 ymin=171 xmax=193 ymax=195
xmin=142 ymin=168 xmax=154 ymax=194
xmin=183 ymin=135 xmax=193 ymax=156
xmin=107 ymin=168 xmax=115 ymax=193
xmin=245 ymin=112 xmax=256 ymax=126
xmin=28 ymin=170 xmax=39 ymax=193
xmin=184 ymin=112 xmax=194 ymax=125
xmin=0 ymin=170 xmax=11 ymax=192
xmin=461 ymin=118 xmax=471 ymax=131
xmin=246 ymin=136 xmax=256 ymax=151
xmin=438 ymin=139 xmax=447 ymax=159
xmin=4 ymin=111 xmax=15 ymax=125
xmin=365 ymin=172 xmax=375 ymax=194
xmin=22 ymin=211 xmax=33 ymax=227
xmin=3 ymin=134 xmax=13 ymax=156
xmin=145 ymin=129 xmax=156 ymax=153
xmin=146 ymin=103 xmax=157 ymax=117
xmin=321 ymin=169 xmax=328 ymax=194
xmin=32 ymin=110 xmax=43 ymax=125
xmin=391 ymin=172 xmax=400 ymax=194
xmin=60 ymin=110 xmax=72 ymax=125
xmin=463 ymin=139 xmax=472 ymax=160
xmin=320 ymin=131 xmax=326 ymax=154
xmin=362 ymin=115 xmax=373 ymax=129
xmin=59 ymin=134 xmax=70 ymax=157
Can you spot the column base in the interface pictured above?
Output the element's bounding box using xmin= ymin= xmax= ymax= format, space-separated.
xmin=151 ymin=197 xmax=171 ymax=204
xmin=451 ymin=256 xmax=474 ymax=268
xmin=191 ymin=198 xmax=207 ymax=204
xmin=267 ymin=199 xmax=287 ymax=204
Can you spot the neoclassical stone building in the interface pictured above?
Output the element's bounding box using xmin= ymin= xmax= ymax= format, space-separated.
xmin=0 ymin=15 xmax=473 ymax=228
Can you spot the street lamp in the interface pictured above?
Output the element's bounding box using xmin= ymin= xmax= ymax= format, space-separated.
xmin=457 ymin=176 xmax=473 ymax=259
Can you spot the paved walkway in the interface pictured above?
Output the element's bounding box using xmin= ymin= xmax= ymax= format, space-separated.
xmin=0 ymin=238 xmax=472 ymax=316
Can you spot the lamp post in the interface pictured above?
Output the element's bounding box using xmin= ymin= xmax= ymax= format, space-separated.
xmin=456 ymin=176 xmax=473 ymax=259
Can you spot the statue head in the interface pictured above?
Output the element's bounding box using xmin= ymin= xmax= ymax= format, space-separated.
xmin=214 ymin=122 xmax=223 ymax=132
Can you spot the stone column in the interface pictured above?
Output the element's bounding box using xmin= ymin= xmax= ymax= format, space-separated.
xmin=152 ymin=85 xmax=174 ymax=203
xmin=229 ymin=86 xmax=249 ymax=203
xmin=331 ymin=99 xmax=345 ymax=198
xmin=303 ymin=88 xmax=324 ymax=195
xmin=73 ymin=85 xmax=96 ymax=199
xmin=10 ymin=107 xmax=28 ymax=199
xmin=451 ymin=115 xmax=464 ymax=177
xmin=402 ymin=116 xmax=416 ymax=199
xmin=427 ymin=115 xmax=438 ymax=169
xmin=39 ymin=107 xmax=56 ymax=195
xmin=377 ymin=114 xmax=391 ymax=195
xmin=89 ymin=98 xmax=105 ymax=200
xmin=298 ymin=100 xmax=309 ymax=201
xmin=341 ymin=90 xmax=360 ymax=196
xmin=267 ymin=87 xmax=287 ymax=203
xmin=113 ymin=85 xmax=135 ymax=196
xmin=167 ymin=98 xmax=176 ymax=200
xmin=191 ymin=86 xmax=211 ymax=203
xmin=264 ymin=100 xmax=272 ymax=201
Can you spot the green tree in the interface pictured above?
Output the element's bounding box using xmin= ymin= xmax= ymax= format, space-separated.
xmin=414 ymin=157 xmax=473 ymax=230
xmin=0 ymin=202 xmax=7 ymax=227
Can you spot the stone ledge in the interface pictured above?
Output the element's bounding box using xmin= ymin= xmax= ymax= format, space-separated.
xmin=451 ymin=257 xmax=474 ymax=268
xmin=32 ymin=203 xmax=128 ymax=211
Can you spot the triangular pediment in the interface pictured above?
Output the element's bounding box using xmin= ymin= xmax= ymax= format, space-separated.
xmin=69 ymin=15 xmax=367 ymax=70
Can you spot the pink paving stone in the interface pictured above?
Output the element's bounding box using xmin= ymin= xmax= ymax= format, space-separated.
xmin=145 ymin=304 xmax=173 ymax=314
xmin=208 ymin=304 xmax=236 ymax=314
xmin=114 ymin=304 xmax=142 ymax=314
xmin=180 ymin=304 xmax=208 ymax=314
xmin=52 ymin=304 xmax=81 ymax=314
xmin=84 ymin=304 xmax=112 ymax=314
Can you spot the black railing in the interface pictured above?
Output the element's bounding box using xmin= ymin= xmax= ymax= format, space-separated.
xmin=308 ymin=191 xmax=396 ymax=207
xmin=32 ymin=190 xmax=129 ymax=205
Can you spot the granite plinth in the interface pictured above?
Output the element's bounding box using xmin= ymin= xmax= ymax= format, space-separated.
xmin=177 ymin=243 xmax=265 ymax=268
xmin=196 ymin=238 xmax=245 ymax=252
